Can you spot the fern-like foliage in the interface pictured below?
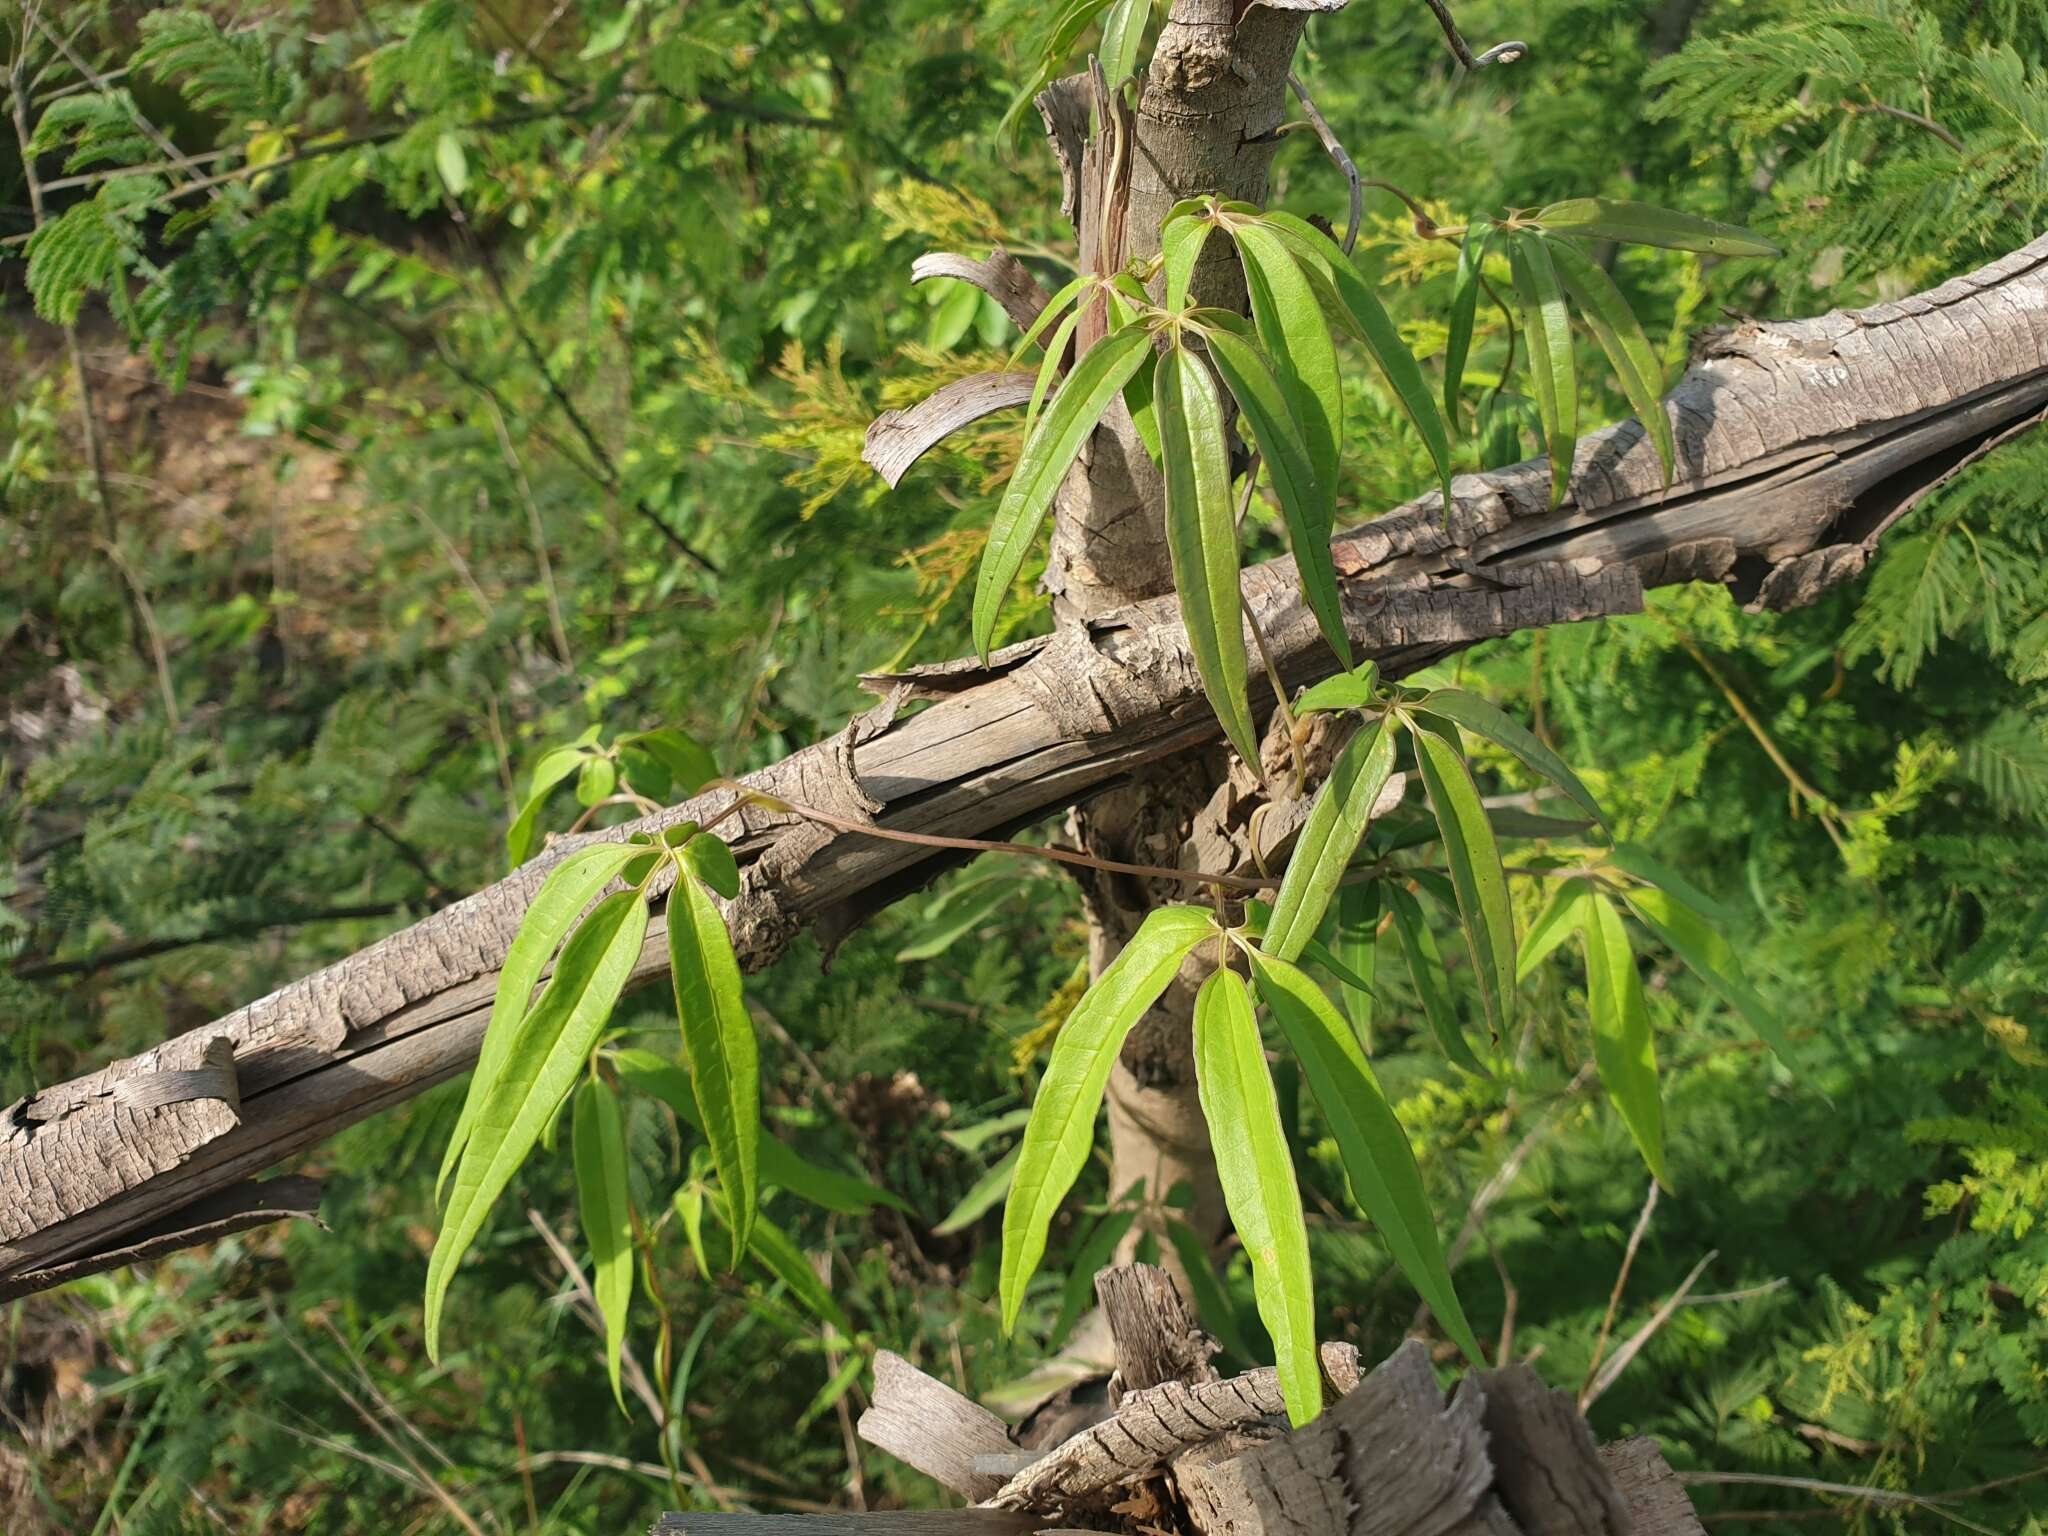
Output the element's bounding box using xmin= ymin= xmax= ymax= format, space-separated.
xmin=136 ymin=10 xmax=302 ymax=128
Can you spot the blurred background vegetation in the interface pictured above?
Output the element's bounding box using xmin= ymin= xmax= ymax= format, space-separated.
xmin=3 ymin=0 xmax=2046 ymax=1530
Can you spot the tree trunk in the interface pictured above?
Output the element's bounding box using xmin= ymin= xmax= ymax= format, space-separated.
xmin=4 ymin=205 xmax=2044 ymax=1298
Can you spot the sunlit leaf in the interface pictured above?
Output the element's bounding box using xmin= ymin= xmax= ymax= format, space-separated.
xmin=1006 ymin=273 xmax=1089 ymax=368
xmin=507 ymin=743 xmax=595 ymax=868
xmin=1387 ymin=883 xmax=1486 ymax=1075
xmin=1294 ymin=662 xmax=1379 ymax=716
xmin=1251 ymin=953 xmax=1483 ymax=1367
xmin=1507 ymin=230 xmax=1577 ymax=510
xmin=937 ymin=1144 xmax=1020 ymax=1235
xmin=670 ymin=871 xmax=760 ymax=1256
xmin=1608 ymin=842 xmax=1736 ymax=923
xmin=1517 ymin=877 xmax=1592 ymax=981
xmin=1192 ymin=967 xmax=1319 ymax=1425
xmin=748 ymin=1213 xmax=852 ymax=1333
xmin=1232 ymin=223 xmax=1343 ymax=517
xmin=427 ymin=889 xmax=650 ymax=1359
xmin=619 ymin=728 xmax=718 ymax=799
xmin=1623 ymin=885 xmax=1791 ymax=1062
xmin=682 ymin=833 xmax=741 ymax=900
xmin=1161 ymin=210 xmax=1213 ymax=312
xmin=1409 ymin=718 xmax=1517 ymax=1042
xmin=974 ymin=325 xmax=1152 ymax=661
xmin=1544 ymin=237 xmax=1675 ymax=485
xmin=1263 ymin=717 xmax=1397 ymax=962
xmin=572 ymin=1076 xmax=635 ymax=1412
xmin=1098 ymin=0 xmax=1150 ymax=87
xmin=1331 ymin=881 xmax=1380 ymax=1043
xmin=1416 ymin=689 xmax=1609 ymax=832
xmin=1532 ymin=197 xmax=1780 ymax=258
xmin=1583 ymin=892 xmax=1666 ymax=1184
xmin=1157 ymin=342 xmax=1259 ymax=764
xmin=1444 ymin=220 xmax=1494 ymax=434
xmin=1000 ymin=905 xmax=1217 ymax=1330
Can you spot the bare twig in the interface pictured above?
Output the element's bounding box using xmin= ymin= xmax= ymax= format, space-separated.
xmin=1419 ymin=0 xmax=1530 ymax=72
xmin=1287 ymin=74 xmax=1362 ymax=254
xmin=1580 ymin=1249 xmax=1715 ymax=1412
xmin=1581 ymin=1178 xmax=1659 ymax=1406
xmin=94 ymin=537 xmax=181 ymax=727
xmin=10 ymin=903 xmax=405 ymax=981
xmin=485 ymin=396 xmax=575 ymax=670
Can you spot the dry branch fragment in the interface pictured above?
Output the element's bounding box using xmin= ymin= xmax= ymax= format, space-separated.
xmin=857 ymin=1350 xmax=1020 ymax=1501
xmin=863 ymin=372 xmax=1038 ymax=487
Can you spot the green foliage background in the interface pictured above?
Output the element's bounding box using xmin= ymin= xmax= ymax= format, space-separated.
xmin=3 ymin=0 xmax=2045 ymax=1530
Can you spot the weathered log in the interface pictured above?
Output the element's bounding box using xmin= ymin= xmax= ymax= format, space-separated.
xmin=5 ymin=234 xmax=2045 ymax=1294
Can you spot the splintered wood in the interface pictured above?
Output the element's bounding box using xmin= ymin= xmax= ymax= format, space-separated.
xmin=835 ymin=1264 xmax=1705 ymax=1536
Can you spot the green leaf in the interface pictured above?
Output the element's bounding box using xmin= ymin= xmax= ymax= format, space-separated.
xmin=1027 ymin=306 xmax=1085 ymax=434
xmin=1193 ymin=968 xmax=1319 ymax=1426
xmin=896 ymin=881 xmax=1017 ymax=961
xmin=1583 ymin=892 xmax=1666 ymax=1184
xmin=1608 ymin=842 xmax=1735 ymax=924
xmin=1444 ymin=221 xmax=1494 ymax=434
xmin=1204 ymin=325 xmax=1351 ymax=667
xmin=1331 ymin=881 xmax=1379 ymax=1043
xmin=1387 ymin=884 xmax=1487 ymax=1075
xmin=1300 ymin=933 xmax=1374 ymax=1001
xmin=927 ymin=278 xmax=982 ymax=350
xmin=1161 ymin=210 xmax=1213 ymax=313
xmin=936 ymin=1143 xmax=1020 ymax=1235
xmin=1166 ymin=1218 xmax=1259 ymax=1365
xmin=748 ymin=1214 xmax=851 ymax=1334
xmin=619 ymin=728 xmax=717 ymax=798
xmin=974 ymin=326 xmax=1153 ymax=661
xmin=1098 ymin=0 xmax=1150 ymax=87
xmin=1255 ymin=211 xmax=1453 ymax=507
xmin=1157 ymin=343 xmax=1259 ymax=765
xmin=1000 ymin=905 xmax=1217 ymax=1330
xmin=427 ymin=889 xmax=650 ymax=1359
xmin=1409 ymin=719 xmax=1516 ymax=1043
xmin=1052 ymin=1196 xmax=1141 ymax=1346
xmin=572 ymin=1077 xmax=635 ymax=1412
xmin=1544 ymin=237 xmax=1675 ymax=485
xmin=435 ymin=130 xmax=468 ymax=194
xmin=507 ymin=744 xmax=594 ymax=868
xmin=796 ymin=1349 xmax=869 ymax=1433
xmin=1623 ymin=886 xmax=1791 ymax=1063
xmin=1294 ymin=663 xmax=1380 ymax=716
xmin=669 ymin=872 xmax=760 ymax=1256
xmin=1263 ymin=718 xmax=1398 ymax=962
xmin=1232 ymin=224 xmax=1343 ymax=520
xmin=1416 ymin=690 xmax=1610 ymax=832
xmin=1507 ymin=230 xmax=1577 ymax=510
xmin=1251 ymin=953 xmax=1483 ymax=1367
xmin=1006 ymin=273 xmax=1089 ymax=368
xmin=1532 ymin=197 xmax=1781 ymax=258
xmin=682 ymin=834 xmax=741 ymax=900
xmin=1516 ymin=878 xmax=1592 ymax=981
xmin=439 ymin=841 xmax=644 ymax=1203
xmin=576 ymin=755 xmax=617 ymax=808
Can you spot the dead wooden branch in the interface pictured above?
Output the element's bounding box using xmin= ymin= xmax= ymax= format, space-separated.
xmin=5 ymin=234 xmax=2046 ymax=1296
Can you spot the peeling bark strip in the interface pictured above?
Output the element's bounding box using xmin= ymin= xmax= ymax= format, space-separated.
xmin=3 ymin=236 xmax=2045 ymax=1293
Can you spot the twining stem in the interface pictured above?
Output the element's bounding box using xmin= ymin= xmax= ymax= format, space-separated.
xmin=1287 ymin=74 xmax=1362 ymax=254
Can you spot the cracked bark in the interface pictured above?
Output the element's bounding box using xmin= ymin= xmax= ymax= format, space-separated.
xmin=3 ymin=197 xmax=2045 ymax=1296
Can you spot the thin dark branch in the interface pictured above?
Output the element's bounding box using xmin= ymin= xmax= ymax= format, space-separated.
xmin=1846 ymin=98 xmax=1966 ymax=152
xmin=12 ymin=903 xmax=405 ymax=981
xmin=1419 ymin=0 xmax=1529 ymax=71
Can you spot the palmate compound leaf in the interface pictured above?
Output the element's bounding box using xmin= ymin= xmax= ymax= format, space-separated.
xmin=572 ymin=1076 xmax=635 ymax=1411
xmin=1203 ymin=324 xmax=1351 ymax=667
xmin=1387 ymin=882 xmax=1487 ymax=1076
xmin=1506 ymin=229 xmax=1578 ymax=511
xmin=670 ymin=864 xmax=761 ymax=1257
xmin=1531 ymin=197 xmax=1781 ymax=259
xmin=1622 ymin=885 xmax=1794 ymax=1063
xmin=1416 ymin=690 xmax=1610 ymax=833
xmin=427 ymin=888 xmax=650 ymax=1359
xmin=1250 ymin=953 xmax=1485 ymax=1367
xmin=973 ymin=324 xmax=1153 ymax=662
xmin=1157 ymin=341 xmax=1260 ymax=766
xmin=1193 ymin=967 xmax=1320 ymax=1426
xmin=1583 ymin=891 xmax=1667 ymax=1185
xmin=1261 ymin=716 xmax=1398 ymax=963
xmin=1443 ymin=219 xmax=1495 ymax=435
xmin=1252 ymin=210 xmax=1454 ymax=508
xmin=1408 ymin=717 xmax=1517 ymax=1044
xmin=999 ymin=904 xmax=1218 ymax=1331
xmin=438 ymin=840 xmax=645 ymax=1203
xmin=1542 ymin=236 xmax=1676 ymax=486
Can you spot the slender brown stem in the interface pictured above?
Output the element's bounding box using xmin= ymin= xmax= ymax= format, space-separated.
xmin=1580 ymin=1178 xmax=1657 ymax=1407
xmin=1844 ymin=98 xmax=1965 ymax=153
xmin=1287 ymin=74 xmax=1362 ymax=254
xmin=1241 ymin=590 xmax=1306 ymax=791
xmin=1418 ymin=0 xmax=1530 ymax=72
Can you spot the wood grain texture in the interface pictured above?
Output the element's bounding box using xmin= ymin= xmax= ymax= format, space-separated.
xmin=6 ymin=233 xmax=2046 ymax=1292
xmin=857 ymin=1350 xmax=1019 ymax=1501
xmin=1598 ymin=1438 xmax=1707 ymax=1536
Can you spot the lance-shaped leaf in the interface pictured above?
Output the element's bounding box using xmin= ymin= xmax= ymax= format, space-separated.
xmin=670 ymin=870 xmax=760 ymax=1257
xmin=1545 ymin=236 xmax=1675 ymax=485
xmin=1167 ymin=1218 xmax=1260 ymax=1365
xmin=1027 ymin=306 xmax=1085 ymax=433
xmin=1517 ymin=877 xmax=1592 ymax=981
xmin=1533 ymin=197 xmax=1781 ymax=258
xmin=1443 ymin=220 xmax=1494 ymax=434
xmin=1417 ymin=689 xmax=1609 ymax=832
xmin=974 ymin=324 xmax=1152 ymax=660
xmin=1000 ymin=905 xmax=1217 ymax=1329
xmin=1263 ymin=717 xmax=1398 ymax=962
xmin=1007 ymin=272 xmax=1090 ymax=367
xmin=1332 ymin=881 xmax=1380 ymax=1044
xmin=1294 ymin=661 xmax=1380 ymax=716
xmin=683 ymin=833 xmax=741 ymax=899
xmin=426 ymin=888 xmax=649 ymax=1359
xmin=507 ymin=742 xmax=595 ymax=867
xmin=1157 ymin=342 xmax=1259 ymax=765
xmin=438 ymin=841 xmax=644 ymax=1202
xmin=1205 ymin=325 xmax=1349 ymax=666
xmin=573 ymin=1076 xmax=635 ymax=1411
xmin=1255 ymin=210 xmax=1454 ymax=506
xmin=1233 ymin=224 xmax=1343 ymax=512
xmin=1193 ymin=968 xmax=1320 ymax=1426
xmin=1251 ymin=953 xmax=1483 ymax=1367
xmin=1608 ymin=841 xmax=1736 ymax=924
xmin=1508 ymin=230 xmax=1577 ymax=510
xmin=1099 ymin=0 xmax=1150 ymax=87
xmin=937 ymin=1143 xmax=1020 ymax=1235
xmin=748 ymin=1213 xmax=852 ymax=1334
xmin=1409 ymin=718 xmax=1517 ymax=1042
xmin=1583 ymin=892 xmax=1666 ymax=1185
xmin=1161 ymin=210 xmax=1213 ymax=312
xmin=1387 ymin=883 xmax=1487 ymax=1075
xmin=1623 ymin=885 xmax=1792 ymax=1063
